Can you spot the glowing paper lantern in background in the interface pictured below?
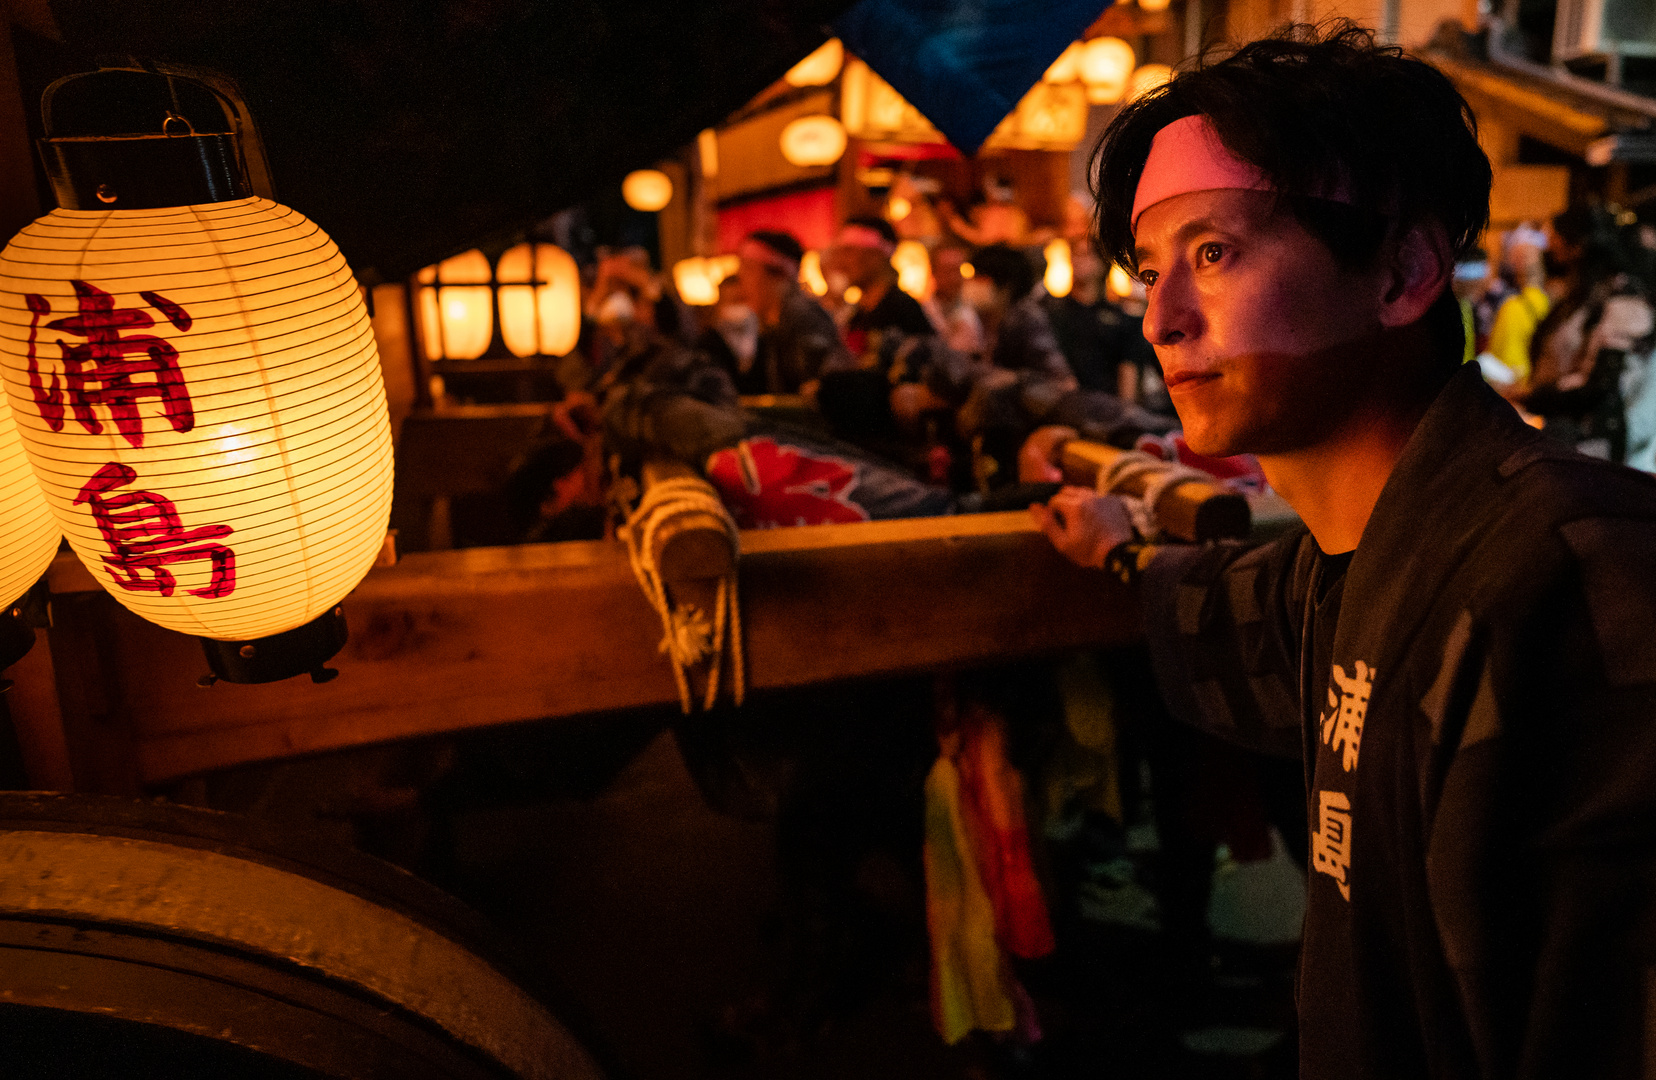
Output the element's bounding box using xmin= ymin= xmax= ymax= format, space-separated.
xmin=1080 ymin=37 xmax=1136 ymax=104
xmin=496 ymin=243 xmax=580 ymax=358
xmin=1128 ymin=63 xmax=1175 ymax=102
xmin=622 ymin=169 xmax=674 ymax=212
xmin=673 ymin=257 xmax=721 ymax=306
xmin=799 ymin=250 xmax=829 ymax=297
xmin=0 ymin=386 xmax=60 ymax=667
xmin=779 ymin=115 xmax=848 ymax=167
xmin=784 ymin=38 xmax=844 ymax=87
xmin=1044 ymin=41 xmax=1084 ymax=83
xmin=0 ymin=86 xmax=394 ymax=683
xmin=417 ymin=249 xmax=494 ymax=361
xmin=1043 ymin=239 xmax=1074 ymax=299
xmin=891 ymin=240 xmax=932 ymax=300
xmin=887 ymin=195 xmax=913 ymax=222
xmin=1106 ymin=264 xmax=1135 ymax=301
xmin=1138 ymin=0 xmax=1173 ymax=11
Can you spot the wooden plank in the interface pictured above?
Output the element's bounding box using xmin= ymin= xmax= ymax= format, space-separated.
xmin=1060 ymin=440 xmax=1251 ymax=542
xmin=40 ymin=513 xmax=1139 ymax=786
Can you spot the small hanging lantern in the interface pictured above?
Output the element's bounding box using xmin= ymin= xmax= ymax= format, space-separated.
xmin=495 ymin=243 xmax=580 ymax=358
xmin=1080 ymin=38 xmax=1136 ymax=104
xmin=0 ymin=387 xmax=60 ymax=668
xmin=891 ymin=240 xmax=932 ymax=300
xmin=779 ymin=115 xmax=848 ymax=167
xmin=1128 ymin=64 xmax=1175 ymax=102
xmin=416 ymin=249 xmax=494 ymax=361
xmin=1106 ymin=264 xmax=1135 ymax=301
xmin=622 ymin=169 xmax=674 ymax=212
xmin=1044 ymin=239 xmax=1074 ymax=299
xmin=1138 ymin=0 xmax=1173 ymax=12
xmin=784 ymin=39 xmax=844 ymax=87
xmin=0 ymin=69 xmax=394 ymax=683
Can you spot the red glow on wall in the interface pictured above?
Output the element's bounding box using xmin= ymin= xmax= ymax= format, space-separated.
xmin=717 ymin=187 xmax=837 ymax=254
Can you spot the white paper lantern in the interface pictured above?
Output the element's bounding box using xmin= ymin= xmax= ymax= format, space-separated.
xmin=779 ymin=115 xmax=848 ymax=167
xmin=0 ymin=380 xmax=59 ymax=609
xmin=622 ymin=169 xmax=674 ymax=213
xmin=1128 ymin=64 xmax=1175 ymax=102
xmin=1080 ymin=38 xmax=1136 ymax=104
xmin=0 ymin=197 xmax=394 ymax=651
xmin=416 ymin=249 xmax=494 ymax=361
xmin=496 ymin=242 xmax=580 ymax=357
xmin=672 ymin=257 xmax=720 ymax=307
xmin=891 ymin=240 xmax=932 ymax=300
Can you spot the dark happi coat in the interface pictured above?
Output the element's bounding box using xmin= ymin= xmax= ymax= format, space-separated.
xmin=1142 ymin=364 xmax=1656 ymax=1078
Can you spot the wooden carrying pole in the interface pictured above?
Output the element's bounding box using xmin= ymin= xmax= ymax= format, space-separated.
xmin=1059 ymin=439 xmax=1250 ymax=543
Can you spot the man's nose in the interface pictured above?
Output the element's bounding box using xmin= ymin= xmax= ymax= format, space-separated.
xmin=1142 ymin=267 xmax=1196 ymax=347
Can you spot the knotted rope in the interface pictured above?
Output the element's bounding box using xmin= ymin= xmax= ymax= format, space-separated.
xmin=1094 ymin=450 xmax=1213 ymax=541
xmin=623 ymin=476 xmax=744 ymax=714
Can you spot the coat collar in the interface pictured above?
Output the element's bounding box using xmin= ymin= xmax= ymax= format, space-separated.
xmin=1330 ymin=364 xmax=1546 ymax=673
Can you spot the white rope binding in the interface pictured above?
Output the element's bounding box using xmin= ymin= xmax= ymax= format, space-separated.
xmin=623 ymin=476 xmax=744 ymax=714
xmin=1095 ymin=449 xmax=1213 ymax=540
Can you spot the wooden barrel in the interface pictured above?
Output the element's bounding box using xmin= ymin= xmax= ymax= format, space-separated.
xmin=0 ymin=792 xmax=605 ymax=1080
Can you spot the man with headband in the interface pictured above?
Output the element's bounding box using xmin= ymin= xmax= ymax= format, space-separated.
xmin=732 ymin=230 xmax=853 ymax=395
xmin=824 ymin=216 xmax=936 ymax=357
xmin=1033 ymin=24 xmax=1656 ymax=1078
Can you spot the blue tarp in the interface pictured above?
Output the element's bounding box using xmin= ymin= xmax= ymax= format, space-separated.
xmin=835 ymin=0 xmax=1113 ymax=155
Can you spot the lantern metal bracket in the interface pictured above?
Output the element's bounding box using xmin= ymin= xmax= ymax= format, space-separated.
xmin=197 ymin=608 xmax=349 ymax=687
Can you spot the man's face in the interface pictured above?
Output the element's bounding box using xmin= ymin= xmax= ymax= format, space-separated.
xmin=823 ymin=244 xmax=887 ymax=292
xmin=736 ymin=256 xmax=779 ymax=315
xmin=1133 ymin=188 xmax=1386 ymax=458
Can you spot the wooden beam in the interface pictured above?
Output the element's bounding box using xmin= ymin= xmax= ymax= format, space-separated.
xmin=36 ymin=512 xmax=1139 ymax=787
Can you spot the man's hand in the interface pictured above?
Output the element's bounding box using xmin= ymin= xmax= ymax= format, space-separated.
xmin=1030 ymin=486 xmax=1135 ymax=570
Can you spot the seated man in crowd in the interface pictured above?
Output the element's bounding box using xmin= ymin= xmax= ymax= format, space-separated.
xmin=822 ymin=216 xmax=936 ymax=357
xmin=730 ymin=229 xmax=855 ymax=396
xmin=1034 ymin=24 xmax=1656 ymax=1078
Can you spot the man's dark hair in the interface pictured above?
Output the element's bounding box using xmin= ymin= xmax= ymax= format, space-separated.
xmin=1091 ymin=22 xmax=1491 ymax=364
xmin=845 ymin=215 xmax=899 ymax=248
xmin=970 ymin=243 xmax=1038 ymax=301
xmin=747 ymin=229 xmax=803 ymax=270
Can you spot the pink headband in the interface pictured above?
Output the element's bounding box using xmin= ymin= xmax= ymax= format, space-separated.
xmin=740 ymin=237 xmax=800 ymax=277
xmin=1131 ymin=115 xmax=1273 ymax=232
xmin=834 ymin=224 xmax=897 ymax=257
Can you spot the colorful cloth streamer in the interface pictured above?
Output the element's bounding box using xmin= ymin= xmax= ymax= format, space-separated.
xmin=924 ymin=704 xmax=1053 ymax=1044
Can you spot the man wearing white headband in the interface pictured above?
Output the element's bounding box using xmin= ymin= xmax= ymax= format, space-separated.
xmin=1034 ymin=24 xmax=1656 ymax=1080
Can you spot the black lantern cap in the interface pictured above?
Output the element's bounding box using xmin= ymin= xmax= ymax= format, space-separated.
xmin=198 ymin=607 xmax=348 ymax=686
xmin=37 ymin=68 xmax=255 ymax=211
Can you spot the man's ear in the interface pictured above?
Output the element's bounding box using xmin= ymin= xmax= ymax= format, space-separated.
xmin=1378 ymin=219 xmax=1453 ymax=329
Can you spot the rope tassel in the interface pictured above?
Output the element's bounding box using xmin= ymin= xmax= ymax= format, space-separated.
xmin=623 ymin=475 xmax=745 ymax=713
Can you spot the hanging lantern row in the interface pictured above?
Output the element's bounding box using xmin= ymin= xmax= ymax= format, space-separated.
xmin=0 ymin=70 xmax=394 ymax=683
xmin=416 ymin=244 xmax=581 ymax=362
xmin=622 ymin=169 xmax=674 ymax=213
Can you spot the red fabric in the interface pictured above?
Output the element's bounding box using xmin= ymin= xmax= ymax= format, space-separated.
xmin=951 ymin=703 xmax=1056 ymax=960
xmin=716 ymin=187 xmax=837 ymax=254
xmin=705 ymin=437 xmax=870 ymax=528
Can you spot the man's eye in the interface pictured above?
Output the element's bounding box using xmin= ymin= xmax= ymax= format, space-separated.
xmin=1139 ymin=269 xmax=1158 ymax=288
xmin=1199 ymin=243 xmax=1225 ymax=265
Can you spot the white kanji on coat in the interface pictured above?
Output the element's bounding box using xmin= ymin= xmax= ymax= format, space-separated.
xmin=1320 ymin=660 xmax=1374 ymax=773
xmin=1311 ymin=789 xmax=1353 ymax=900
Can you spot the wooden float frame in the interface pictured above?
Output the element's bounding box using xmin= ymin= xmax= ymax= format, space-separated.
xmin=4 ymin=512 xmax=1140 ymax=793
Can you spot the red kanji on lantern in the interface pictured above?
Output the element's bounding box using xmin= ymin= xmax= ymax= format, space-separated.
xmin=23 ymin=280 xmax=196 ymax=448
xmin=73 ymin=462 xmax=236 ymax=598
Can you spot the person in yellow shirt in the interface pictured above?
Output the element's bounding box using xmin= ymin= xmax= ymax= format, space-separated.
xmin=1482 ymin=227 xmax=1549 ymax=383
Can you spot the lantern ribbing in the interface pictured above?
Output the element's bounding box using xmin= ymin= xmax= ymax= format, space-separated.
xmin=0 ymin=197 xmax=394 ymax=642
